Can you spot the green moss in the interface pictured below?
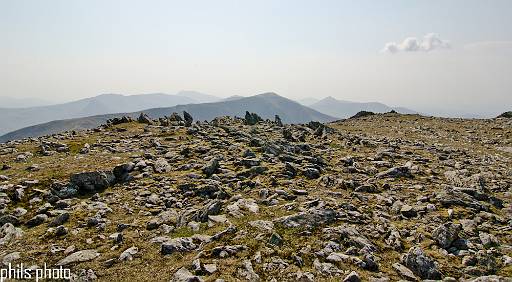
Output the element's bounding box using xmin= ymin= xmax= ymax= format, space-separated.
xmin=171 ymin=226 xmax=196 ymax=238
xmin=67 ymin=136 xmax=96 ymax=154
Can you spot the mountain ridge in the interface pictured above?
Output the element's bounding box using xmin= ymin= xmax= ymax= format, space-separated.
xmin=309 ymin=96 xmax=417 ymax=118
xmin=0 ymin=93 xmax=336 ymax=142
xmin=0 ymin=92 xmax=218 ymax=135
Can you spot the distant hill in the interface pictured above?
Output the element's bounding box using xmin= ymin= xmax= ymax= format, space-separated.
xmin=497 ymin=111 xmax=512 ymax=118
xmin=0 ymin=115 xmax=121 ymax=142
xmin=0 ymin=93 xmax=337 ymax=142
xmin=140 ymin=93 xmax=335 ymax=123
xmin=175 ymin=90 xmax=220 ymax=103
xmin=0 ymin=92 xmax=217 ymax=135
xmin=297 ymin=97 xmax=320 ymax=106
xmin=309 ymin=96 xmax=417 ymax=118
xmin=221 ymin=95 xmax=245 ymax=102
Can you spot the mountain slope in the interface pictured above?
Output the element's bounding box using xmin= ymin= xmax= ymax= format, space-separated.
xmin=0 ymin=93 xmax=337 ymax=142
xmin=309 ymin=96 xmax=417 ymax=118
xmin=0 ymin=115 xmax=119 ymax=142
xmin=143 ymin=93 xmax=335 ymax=123
xmin=0 ymin=93 xmax=215 ymax=135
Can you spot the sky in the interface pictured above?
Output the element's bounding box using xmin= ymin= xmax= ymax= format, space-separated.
xmin=1 ymin=0 xmax=511 ymax=116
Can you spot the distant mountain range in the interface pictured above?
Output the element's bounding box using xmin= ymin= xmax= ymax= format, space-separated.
xmin=175 ymin=90 xmax=220 ymax=103
xmin=309 ymin=96 xmax=417 ymax=118
xmin=0 ymin=92 xmax=422 ymax=142
xmin=297 ymin=97 xmax=321 ymax=106
xmin=0 ymin=93 xmax=336 ymax=142
xmin=0 ymin=91 xmax=221 ymax=136
xmin=221 ymin=95 xmax=245 ymax=102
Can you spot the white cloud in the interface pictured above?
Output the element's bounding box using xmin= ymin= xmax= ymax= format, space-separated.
xmin=382 ymin=33 xmax=450 ymax=53
xmin=382 ymin=42 xmax=399 ymax=53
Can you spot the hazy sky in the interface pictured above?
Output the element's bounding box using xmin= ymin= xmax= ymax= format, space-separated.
xmin=1 ymin=0 xmax=511 ymax=116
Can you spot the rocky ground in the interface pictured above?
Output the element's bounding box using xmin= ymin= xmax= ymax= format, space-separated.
xmin=0 ymin=111 xmax=511 ymax=281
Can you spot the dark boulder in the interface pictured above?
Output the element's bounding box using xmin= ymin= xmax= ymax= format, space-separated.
xmin=282 ymin=128 xmax=294 ymax=141
xmin=275 ymin=115 xmax=283 ymax=127
xmin=244 ymin=111 xmax=262 ymax=125
xmin=169 ymin=112 xmax=183 ymax=122
xmin=107 ymin=116 xmax=133 ymax=125
xmin=303 ymin=167 xmax=321 ymax=179
xmin=137 ymin=113 xmax=153 ymax=124
xmin=193 ymin=200 xmax=222 ymax=222
xmin=0 ymin=215 xmax=19 ymax=226
xmin=202 ymin=158 xmax=220 ymax=178
xmin=402 ymin=247 xmax=442 ymax=280
xmin=183 ymin=111 xmax=193 ymax=126
xmin=69 ymin=171 xmax=116 ymax=193
xmin=350 ymin=111 xmax=375 ymax=119
xmin=113 ymin=163 xmax=134 ymax=182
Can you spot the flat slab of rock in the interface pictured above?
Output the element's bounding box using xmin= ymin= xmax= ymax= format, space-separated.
xmin=56 ymin=250 xmax=100 ymax=266
xmin=171 ymin=267 xmax=203 ymax=282
xmin=249 ymin=220 xmax=274 ymax=232
xmin=275 ymin=208 xmax=337 ymax=229
xmin=400 ymin=204 xmax=417 ymax=218
xmin=393 ymin=262 xmax=418 ymax=281
xmin=161 ymin=237 xmax=197 ymax=255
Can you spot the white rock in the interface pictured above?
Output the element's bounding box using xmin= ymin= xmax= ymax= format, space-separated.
xmin=119 ymin=246 xmax=138 ymax=261
xmin=56 ymin=250 xmax=99 ymax=266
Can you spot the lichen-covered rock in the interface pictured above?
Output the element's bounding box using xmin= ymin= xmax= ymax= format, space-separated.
xmin=402 ymin=247 xmax=442 ymax=280
xmin=0 ymin=223 xmax=23 ymax=245
xmin=275 ymin=208 xmax=337 ymax=229
xmin=153 ymin=158 xmax=171 ymax=173
xmin=432 ymin=222 xmax=461 ymax=249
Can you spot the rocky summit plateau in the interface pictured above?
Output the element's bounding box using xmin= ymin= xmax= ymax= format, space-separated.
xmin=0 ymin=111 xmax=511 ymax=282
